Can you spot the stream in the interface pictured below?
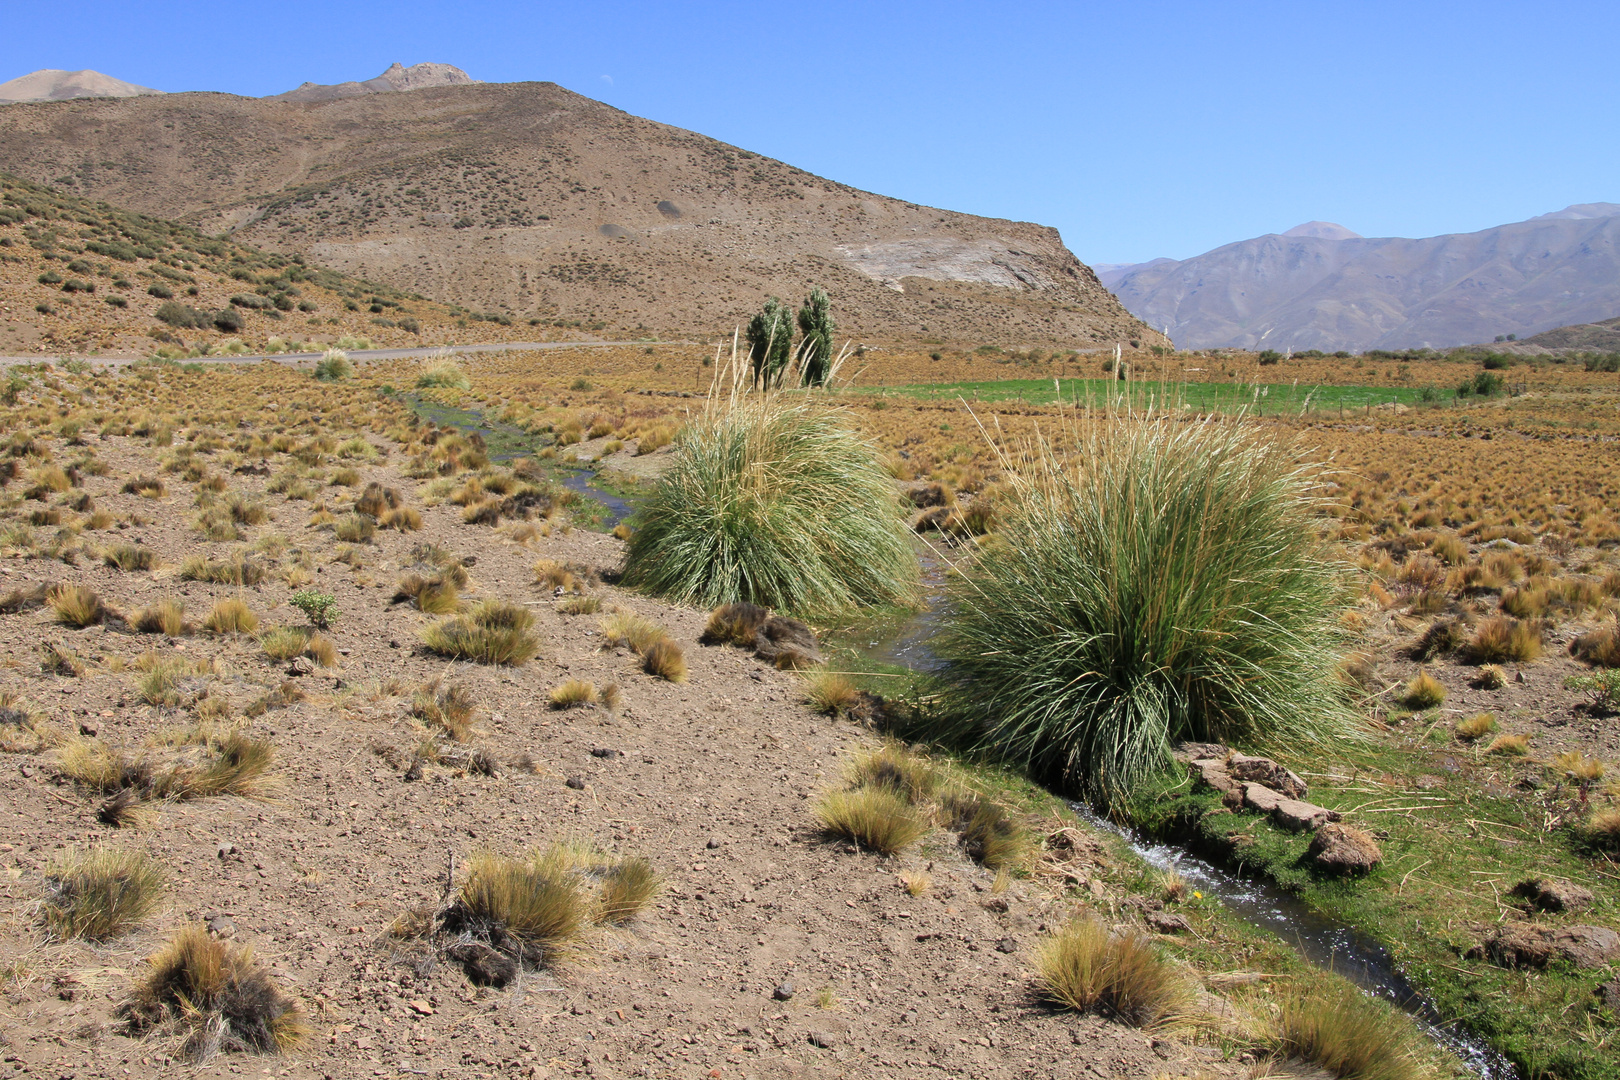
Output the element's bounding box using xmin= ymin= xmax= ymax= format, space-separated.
xmin=424 ymin=405 xmax=1517 ymax=1077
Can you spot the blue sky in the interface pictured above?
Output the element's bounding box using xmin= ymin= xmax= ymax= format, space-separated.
xmin=4 ymin=0 xmax=1615 ymax=264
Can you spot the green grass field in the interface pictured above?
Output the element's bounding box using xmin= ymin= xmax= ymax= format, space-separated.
xmin=855 ymin=376 xmax=1457 ymax=414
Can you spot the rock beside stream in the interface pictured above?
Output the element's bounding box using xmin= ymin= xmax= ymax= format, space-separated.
xmin=1471 ymin=923 xmax=1620 ymax=970
xmin=1512 ymin=877 xmax=1595 ymax=914
xmin=1307 ymin=823 xmax=1383 ymax=874
xmin=1176 ymin=743 xmax=1343 ymax=834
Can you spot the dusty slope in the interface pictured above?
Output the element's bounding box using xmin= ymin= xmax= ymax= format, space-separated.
xmin=0 ymin=70 xmax=161 ymax=106
xmin=1099 ymin=206 xmax=1620 ymax=352
xmin=0 ymin=82 xmax=1160 ymax=350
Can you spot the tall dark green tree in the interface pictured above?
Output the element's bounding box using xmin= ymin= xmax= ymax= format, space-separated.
xmin=745 ymin=297 xmax=795 ymax=389
xmin=797 ymin=287 xmax=836 ymax=387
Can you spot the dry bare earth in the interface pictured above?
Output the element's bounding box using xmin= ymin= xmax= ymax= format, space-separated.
xmin=0 ymin=435 xmax=1229 ymax=1080
xmin=0 ymin=83 xmax=1162 ymax=351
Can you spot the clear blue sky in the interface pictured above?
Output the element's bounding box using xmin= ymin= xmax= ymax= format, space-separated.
xmin=4 ymin=0 xmax=1615 ymax=265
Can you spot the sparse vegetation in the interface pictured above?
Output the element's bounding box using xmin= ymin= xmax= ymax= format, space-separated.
xmin=42 ymin=847 xmax=166 ymax=940
xmin=1032 ymin=916 xmax=1193 ymax=1028
xmin=420 ymin=599 xmax=541 ymax=665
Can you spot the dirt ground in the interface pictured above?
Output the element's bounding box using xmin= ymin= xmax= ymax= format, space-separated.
xmin=0 ymin=434 xmax=1250 ymax=1080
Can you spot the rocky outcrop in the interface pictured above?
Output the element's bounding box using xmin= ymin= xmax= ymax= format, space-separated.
xmin=1308 ymin=823 xmax=1383 ymax=874
xmin=1226 ymin=754 xmax=1308 ymax=800
xmin=1176 ymin=743 xmax=1345 ymax=835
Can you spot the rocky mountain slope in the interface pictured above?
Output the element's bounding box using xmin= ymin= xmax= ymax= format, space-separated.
xmin=0 ymin=69 xmax=161 ymax=105
xmin=0 ymin=78 xmax=1156 ymax=349
xmin=1099 ymin=204 xmax=1620 ymax=352
xmin=273 ymin=62 xmax=477 ymax=102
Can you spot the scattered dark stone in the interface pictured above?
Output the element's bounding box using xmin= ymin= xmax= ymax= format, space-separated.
xmin=590 ymin=747 xmax=619 ymax=758
xmin=706 ymin=838 xmax=722 ymax=850
xmin=447 ymin=942 xmax=517 ymax=987
xmin=216 ymin=842 xmax=238 ymax=860
xmin=773 ymin=982 xmax=795 ymax=1001
xmin=1307 ymin=823 xmax=1382 ymax=874
xmin=995 ymin=938 xmax=1018 ymax=953
xmin=78 ymin=720 xmax=98 ymax=737
xmin=808 ymin=1030 xmax=837 ymax=1049
xmin=206 ymin=915 xmax=237 ymax=939
xmin=565 ymin=775 xmax=585 ymax=790
xmin=286 ymin=656 xmax=315 ymax=677
xmin=1147 ymin=912 xmax=1191 ymax=934
xmin=1597 ymin=980 xmax=1620 ymax=1010
xmin=1512 ymin=878 xmax=1595 ymax=914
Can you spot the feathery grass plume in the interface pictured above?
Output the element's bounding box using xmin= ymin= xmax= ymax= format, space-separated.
xmin=596 ymin=857 xmax=662 ymax=924
xmin=641 ymin=637 xmax=688 ymax=682
xmin=1033 ymin=916 xmax=1194 ymax=1028
xmin=1401 ymin=671 xmax=1446 ymax=710
xmin=47 ymin=583 xmax=104 ymax=627
xmin=133 ymin=598 xmax=189 ymax=636
xmin=123 ymin=924 xmax=306 ymax=1061
xmin=421 ymin=599 xmax=541 ymax=665
xmin=411 ymin=681 xmax=478 ymax=741
xmin=938 ymin=408 xmax=1354 ymax=806
xmin=1259 ymin=977 xmax=1432 ymax=1080
xmin=43 ymin=847 xmax=165 ymax=940
xmin=203 ymin=597 xmax=259 ymax=635
xmin=312 ymin=349 xmax=353 ymax=382
xmin=1455 ymin=713 xmax=1496 ymax=741
xmin=549 ymin=679 xmax=598 ymax=710
xmin=622 ymin=345 xmax=918 ymax=614
xmin=815 ymin=785 xmax=928 ymax=855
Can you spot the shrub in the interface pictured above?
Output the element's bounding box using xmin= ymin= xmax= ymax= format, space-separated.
xmin=102 ymin=543 xmax=156 ymax=572
xmin=1260 ymin=977 xmax=1430 ymax=1080
xmin=745 ymin=296 xmax=796 ymax=388
xmin=1033 ymin=917 xmax=1193 ymax=1027
xmin=1401 ymin=671 xmax=1446 ymax=709
xmin=417 ymin=359 xmax=471 ymax=390
xmin=48 ymin=583 xmax=104 ymax=627
xmin=641 ymin=637 xmax=688 ymax=682
xmin=1462 ymin=616 xmax=1541 ymax=664
xmin=623 ymin=394 xmax=917 ymax=614
xmin=204 ymin=597 xmax=259 ymax=635
xmin=1566 ymin=669 xmax=1620 ymax=709
xmin=289 ymin=589 xmax=338 ymax=628
xmin=549 ymin=679 xmax=598 ymax=709
xmin=123 ymin=924 xmax=306 ymax=1060
xmin=312 ymin=350 xmax=352 ymax=381
xmin=42 ymin=847 xmax=165 ymax=940
xmin=420 ymin=600 xmax=540 ymax=666
xmin=937 ymin=413 xmax=1353 ymax=805
xmin=815 ymin=785 xmax=927 ymax=855
xmin=411 ymin=681 xmax=477 ymax=740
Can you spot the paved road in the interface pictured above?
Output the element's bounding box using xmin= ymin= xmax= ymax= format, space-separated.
xmin=0 ymin=339 xmax=686 ymax=368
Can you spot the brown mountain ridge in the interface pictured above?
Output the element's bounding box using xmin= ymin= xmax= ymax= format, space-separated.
xmin=0 ymin=79 xmax=1157 ymax=349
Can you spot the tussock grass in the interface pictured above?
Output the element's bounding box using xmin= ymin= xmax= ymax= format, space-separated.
xmin=557 ymin=594 xmax=602 ymax=615
xmin=848 ymin=741 xmax=940 ymax=802
xmin=641 ymin=638 xmax=687 ymax=682
xmin=48 ymin=583 xmax=104 ymax=627
xmin=380 ymin=505 xmax=422 ymax=531
xmin=137 ymin=655 xmax=192 ymax=706
xmin=1473 ymin=664 xmax=1507 ymax=689
xmin=1463 ymin=616 xmax=1542 ymax=664
xmin=123 ymin=924 xmax=306 ymax=1060
xmin=622 ymin=392 xmax=918 ymax=614
xmin=549 ymin=679 xmax=599 ymax=709
xmin=0 ymin=581 xmax=51 ymax=613
xmin=55 ymin=729 xmax=275 ymax=801
xmin=1572 ymin=621 xmax=1620 ymax=668
xmin=1401 ymin=671 xmax=1446 ymax=710
xmin=597 ymin=857 xmax=661 ymax=924
xmin=805 ymin=670 xmax=861 ymax=716
xmin=1455 ymin=713 xmax=1496 ymax=740
xmin=43 ymin=847 xmax=165 ymax=940
xmin=599 ymin=610 xmax=667 ymax=654
xmin=1583 ymin=808 xmax=1620 ymax=851
xmin=939 ymin=411 xmax=1353 ymax=806
xmin=333 ymin=513 xmax=375 ymax=543
xmin=258 ymin=626 xmax=310 ymax=662
xmin=133 ymin=598 xmax=189 ymax=636
xmin=179 ymin=555 xmax=266 ymax=586
xmin=1486 ymin=733 xmax=1531 ymax=756
xmin=40 ymin=641 xmax=85 ymax=676
xmin=120 ymin=476 xmax=166 ymax=498
xmin=102 ymin=543 xmax=157 ymax=572
xmin=941 ymin=791 xmax=1034 ymax=871
xmin=304 ymin=633 xmax=337 ymax=668
xmin=203 ymin=597 xmax=259 ymax=635
xmin=313 ymin=349 xmax=353 ymax=382
xmin=417 ymin=359 xmax=471 ymax=390
xmin=815 ymin=786 xmax=928 ymax=855
xmin=411 ymin=681 xmax=477 ymax=741
xmin=392 ymin=573 xmax=461 ymax=614
xmin=1258 ymin=977 xmax=1432 ymax=1080
xmin=0 ymin=693 xmax=55 ymax=754
xmin=420 ymin=600 xmax=541 ymax=666
xmin=445 ymin=850 xmax=588 ymax=965
xmin=1033 ymin=916 xmax=1194 ymax=1028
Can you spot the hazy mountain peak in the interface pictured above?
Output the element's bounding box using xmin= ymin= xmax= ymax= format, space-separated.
xmin=273 ymin=62 xmax=476 ymax=102
xmin=0 ymin=69 xmax=162 ymax=105
xmin=1281 ymin=221 xmax=1360 ymax=240
xmin=1530 ymin=202 xmax=1620 ymax=222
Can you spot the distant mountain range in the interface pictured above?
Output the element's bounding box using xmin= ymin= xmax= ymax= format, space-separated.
xmin=1098 ymin=204 xmax=1620 ymax=352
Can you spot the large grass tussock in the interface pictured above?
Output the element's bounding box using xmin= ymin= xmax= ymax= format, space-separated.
xmin=622 ymin=392 xmax=918 ymax=614
xmin=939 ymin=411 xmax=1353 ymax=805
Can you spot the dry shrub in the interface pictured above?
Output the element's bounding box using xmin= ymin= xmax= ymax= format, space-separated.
xmin=1571 ymin=621 xmax=1620 ymax=668
xmin=47 ymin=583 xmax=103 ymax=627
xmin=641 ymin=637 xmax=687 ymax=683
xmin=123 ymin=924 xmax=306 ymax=1061
xmin=203 ymin=597 xmax=259 ymax=635
xmin=805 ymin=670 xmax=861 ymax=716
xmin=1401 ymin=671 xmax=1446 ymax=710
xmin=558 ymin=594 xmax=601 ymax=615
xmin=1463 ymin=616 xmax=1542 ymax=664
xmin=597 ymin=857 xmax=661 ymax=924
xmin=1486 ymin=733 xmax=1531 ymax=757
xmin=392 ymin=573 xmax=461 ymax=614
xmin=412 ymin=682 xmax=477 ymax=741
xmin=258 ymin=626 xmax=309 ymax=662
xmin=1260 ymin=977 xmax=1431 ymax=1080
xmin=815 ymin=786 xmax=928 ymax=855
xmin=1033 ymin=917 xmax=1194 ymax=1028
xmin=134 ymin=599 xmax=189 ymax=636
xmin=1455 ymin=713 xmax=1496 ymax=741
xmin=549 ymin=679 xmax=598 ymax=710
xmin=420 ymin=600 xmax=541 ymax=666
xmin=43 ymin=847 xmax=165 ymax=940
xmin=102 ymin=543 xmax=157 ymax=572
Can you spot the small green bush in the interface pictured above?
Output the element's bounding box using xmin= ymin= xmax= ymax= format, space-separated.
xmin=289 ymin=590 xmax=338 ymax=629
